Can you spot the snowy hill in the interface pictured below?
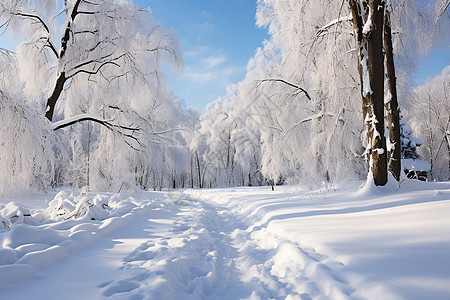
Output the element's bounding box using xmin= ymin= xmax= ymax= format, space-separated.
xmin=1 ymin=180 xmax=449 ymax=299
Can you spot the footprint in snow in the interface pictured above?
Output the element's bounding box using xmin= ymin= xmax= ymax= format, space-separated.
xmin=101 ymin=279 xmax=141 ymax=297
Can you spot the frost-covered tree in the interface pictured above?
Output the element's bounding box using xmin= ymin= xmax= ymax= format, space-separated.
xmin=246 ymin=0 xmax=432 ymax=186
xmin=409 ymin=67 xmax=450 ymax=180
xmin=194 ymin=86 xmax=263 ymax=188
xmin=246 ymin=0 xmax=373 ymax=185
xmin=0 ymin=49 xmax=21 ymax=97
xmin=0 ymin=0 xmax=191 ymax=192
xmin=0 ymin=91 xmax=67 ymax=197
xmin=0 ymin=0 xmax=180 ymax=121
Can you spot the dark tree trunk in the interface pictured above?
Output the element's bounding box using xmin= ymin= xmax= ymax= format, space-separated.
xmin=349 ymin=0 xmax=387 ymax=186
xmin=349 ymin=0 xmax=370 ymax=165
xmin=45 ymin=0 xmax=82 ymax=121
xmin=383 ymin=11 xmax=401 ymax=181
xmin=45 ymin=72 xmax=66 ymax=121
xmin=195 ymin=151 xmax=203 ymax=188
xmin=367 ymin=0 xmax=387 ymax=186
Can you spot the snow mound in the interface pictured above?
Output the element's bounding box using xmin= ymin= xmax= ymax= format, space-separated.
xmin=45 ymin=190 xmax=111 ymax=221
xmin=0 ymin=191 xmax=162 ymax=284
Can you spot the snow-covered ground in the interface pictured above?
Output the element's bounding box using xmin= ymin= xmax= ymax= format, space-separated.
xmin=0 ymin=179 xmax=449 ymax=299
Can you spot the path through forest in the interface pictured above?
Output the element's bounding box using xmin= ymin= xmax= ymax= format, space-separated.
xmin=2 ymin=183 xmax=450 ymax=299
xmin=97 ymin=189 xmax=358 ymax=299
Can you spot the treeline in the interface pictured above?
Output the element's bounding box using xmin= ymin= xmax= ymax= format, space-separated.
xmin=0 ymin=0 xmax=448 ymax=197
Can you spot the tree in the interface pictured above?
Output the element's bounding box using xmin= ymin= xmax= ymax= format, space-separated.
xmin=194 ymin=87 xmax=263 ymax=188
xmin=1 ymin=0 xmax=191 ymax=192
xmin=0 ymin=0 xmax=180 ymax=122
xmin=228 ymin=0 xmax=430 ymax=187
xmin=348 ymin=1 xmax=382 ymax=184
xmin=383 ymin=8 xmax=401 ymax=181
xmin=409 ymin=67 xmax=450 ymax=180
xmin=249 ymin=0 xmax=373 ymax=186
xmin=0 ymin=90 xmax=67 ymax=197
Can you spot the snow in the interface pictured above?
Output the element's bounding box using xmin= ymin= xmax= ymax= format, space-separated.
xmin=384 ymin=92 xmax=392 ymax=105
xmin=362 ymin=10 xmax=372 ymax=35
xmin=402 ymin=158 xmax=431 ymax=172
xmin=1 ymin=181 xmax=450 ymax=299
xmin=361 ymin=45 xmax=373 ymax=97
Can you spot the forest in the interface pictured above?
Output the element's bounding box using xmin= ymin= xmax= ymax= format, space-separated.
xmin=1 ymin=1 xmax=450 ymax=299
xmin=0 ymin=0 xmax=449 ymax=197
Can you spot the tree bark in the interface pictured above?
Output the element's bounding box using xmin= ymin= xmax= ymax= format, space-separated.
xmin=349 ymin=0 xmax=387 ymax=186
xmin=45 ymin=0 xmax=82 ymax=121
xmin=384 ymin=10 xmax=401 ymax=181
xmin=45 ymin=72 xmax=66 ymax=121
xmin=366 ymin=0 xmax=387 ymax=186
xmin=195 ymin=151 xmax=203 ymax=188
xmin=349 ymin=0 xmax=370 ymax=163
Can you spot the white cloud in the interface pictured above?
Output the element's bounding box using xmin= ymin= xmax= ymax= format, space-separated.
xmin=181 ymin=47 xmax=245 ymax=97
xmin=200 ymin=53 xmax=227 ymax=69
xmin=184 ymin=46 xmax=211 ymax=57
xmin=184 ymin=65 xmax=243 ymax=84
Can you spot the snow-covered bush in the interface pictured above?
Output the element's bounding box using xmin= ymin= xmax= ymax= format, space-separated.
xmin=45 ymin=191 xmax=111 ymax=221
xmin=0 ymin=202 xmax=33 ymax=232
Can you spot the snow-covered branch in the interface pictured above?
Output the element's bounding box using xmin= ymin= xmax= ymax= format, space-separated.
xmin=435 ymin=0 xmax=450 ymax=25
xmin=315 ymin=15 xmax=353 ymax=37
xmin=257 ymin=79 xmax=312 ymax=101
xmin=13 ymin=12 xmax=59 ymax=58
xmin=52 ymin=113 xmax=139 ymax=132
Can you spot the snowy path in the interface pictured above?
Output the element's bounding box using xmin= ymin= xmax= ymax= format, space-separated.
xmin=0 ymin=190 xmax=356 ymax=299
xmin=99 ymin=192 xmax=250 ymax=299
xmin=189 ymin=189 xmax=358 ymax=300
xmin=1 ymin=182 xmax=450 ymax=299
xmin=95 ymin=190 xmax=357 ymax=299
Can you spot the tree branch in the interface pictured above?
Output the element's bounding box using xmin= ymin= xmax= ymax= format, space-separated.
xmin=52 ymin=113 xmax=138 ymax=131
xmin=52 ymin=113 xmax=143 ymax=148
xmin=257 ymin=79 xmax=312 ymax=101
xmin=66 ymin=60 xmax=120 ymax=79
xmin=14 ymin=12 xmax=59 ymax=58
xmin=315 ymin=15 xmax=353 ymax=37
xmin=435 ymin=0 xmax=450 ymax=25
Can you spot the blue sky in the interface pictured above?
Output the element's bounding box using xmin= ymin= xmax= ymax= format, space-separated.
xmin=141 ymin=0 xmax=268 ymax=111
xmin=0 ymin=0 xmax=448 ymax=110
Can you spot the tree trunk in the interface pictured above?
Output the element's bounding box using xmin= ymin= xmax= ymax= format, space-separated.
xmin=45 ymin=1 xmax=82 ymax=121
xmin=384 ymin=10 xmax=401 ymax=181
xmin=349 ymin=0 xmax=372 ymax=168
xmin=349 ymin=0 xmax=387 ymax=186
xmin=45 ymin=72 xmax=66 ymax=121
xmin=366 ymin=0 xmax=387 ymax=186
xmin=195 ymin=151 xmax=203 ymax=188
